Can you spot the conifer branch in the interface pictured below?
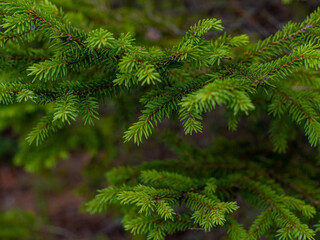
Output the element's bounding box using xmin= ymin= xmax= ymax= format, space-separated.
xmin=1 ymin=2 xmax=320 ymax=239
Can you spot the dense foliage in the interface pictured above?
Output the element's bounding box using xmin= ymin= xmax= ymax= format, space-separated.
xmin=1 ymin=0 xmax=320 ymax=239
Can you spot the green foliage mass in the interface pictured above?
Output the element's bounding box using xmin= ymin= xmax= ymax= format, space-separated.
xmin=1 ymin=0 xmax=320 ymax=239
xmin=0 ymin=209 xmax=40 ymax=239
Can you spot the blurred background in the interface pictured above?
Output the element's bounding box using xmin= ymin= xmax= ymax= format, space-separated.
xmin=0 ymin=0 xmax=319 ymax=239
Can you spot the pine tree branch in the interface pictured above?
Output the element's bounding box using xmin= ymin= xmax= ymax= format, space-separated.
xmin=270 ymin=172 xmax=320 ymax=208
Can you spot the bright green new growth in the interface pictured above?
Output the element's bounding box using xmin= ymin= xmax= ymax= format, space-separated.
xmin=88 ymin=169 xmax=240 ymax=237
xmin=87 ymin=155 xmax=317 ymax=240
xmin=1 ymin=0 xmax=320 ymax=239
xmin=1 ymin=0 xmax=320 ymax=148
